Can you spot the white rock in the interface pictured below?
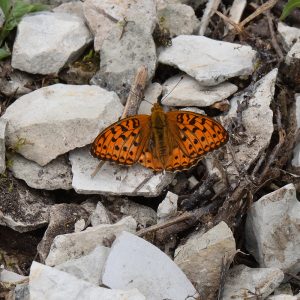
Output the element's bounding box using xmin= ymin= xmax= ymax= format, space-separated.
xmin=292 ymin=94 xmax=300 ymax=167
xmin=157 ymin=3 xmax=199 ymax=37
xmin=188 ymin=175 xmax=199 ymax=189
xmin=0 ymin=269 xmax=27 ymax=283
xmin=225 ymin=0 xmax=246 ymax=33
xmin=138 ymin=83 xmax=162 ymax=115
xmin=245 ymin=184 xmax=300 ymax=273
xmin=53 ymin=1 xmax=85 ymax=19
xmin=83 ymin=0 xmax=156 ymax=51
xmin=198 ymin=0 xmax=221 ymax=35
xmin=157 ymin=191 xmax=178 ymax=223
xmin=292 ymin=143 xmax=300 ymax=168
xmin=69 ymin=146 xmax=174 ymax=196
xmin=278 ymin=22 xmax=300 ymax=50
xmin=9 ymin=154 xmax=72 ymax=190
xmin=158 ymin=35 xmax=257 ymax=86
xmin=30 ymin=261 xmax=145 ymax=300
xmin=174 ymin=221 xmax=236 ymax=299
xmin=45 ymin=216 xmax=137 ymax=266
xmin=102 ymin=231 xmax=199 ymax=300
xmin=286 ymin=40 xmax=300 ymax=65
xmin=162 ymin=74 xmax=238 ymax=107
xmin=74 ymin=219 xmax=86 ymax=232
xmin=91 ymin=201 xmax=111 ymax=226
xmin=0 ymin=118 xmax=7 ymax=174
xmin=222 ymin=265 xmax=284 ymax=300
xmin=268 ymin=296 xmax=298 ymax=300
xmin=2 ymin=84 xmax=123 ymax=166
xmin=14 ymin=282 xmax=29 ymax=300
xmin=55 ymin=246 xmax=110 ymax=285
xmin=12 ymin=12 xmax=92 ymax=75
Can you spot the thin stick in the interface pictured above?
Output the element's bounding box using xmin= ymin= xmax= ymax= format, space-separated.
xmin=90 ymin=161 xmax=105 ymax=178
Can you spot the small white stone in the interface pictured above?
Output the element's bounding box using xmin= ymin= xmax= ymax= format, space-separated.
xmin=91 ymin=201 xmax=111 ymax=226
xmin=245 ymin=184 xmax=300 ymax=273
xmin=198 ymin=0 xmax=221 ymax=35
xmin=0 ymin=118 xmax=7 ymax=174
xmin=138 ymin=83 xmax=162 ymax=115
xmin=278 ymin=22 xmax=300 ymax=50
xmin=158 ymin=35 xmax=257 ymax=86
xmin=102 ymin=231 xmax=199 ymax=300
xmin=0 ymin=269 xmax=27 ymax=283
xmin=292 ymin=143 xmax=300 ymax=168
xmin=268 ymin=296 xmax=298 ymax=300
xmin=286 ymin=40 xmax=300 ymax=65
xmin=74 ymin=219 xmax=86 ymax=232
xmin=175 ymin=221 xmax=236 ymax=299
xmin=9 ymin=154 xmax=72 ymax=190
xmin=55 ymin=246 xmax=110 ymax=286
xmin=157 ymin=191 xmax=178 ymax=223
xmin=70 ymin=146 xmax=174 ymax=197
xmin=162 ymin=74 xmax=238 ymax=107
xmin=188 ymin=176 xmax=199 ymax=189
xmin=30 ymin=261 xmax=146 ymax=300
xmin=222 ymin=265 xmax=284 ymax=300
xmin=225 ymin=0 xmax=246 ymax=33
xmin=12 ymin=12 xmax=92 ymax=74
xmin=45 ymin=216 xmax=137 ymax=266
xmin=292 ymin=94 xmax=300 ymax=167
xmin=53 ymin=1 xmax=85 ymax=19
xmin=2 ymin=84 xmax=123 ymax=166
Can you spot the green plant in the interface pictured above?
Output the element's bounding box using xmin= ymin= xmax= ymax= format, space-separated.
xmin=0 ymin=0 xmax=46 ymax=60
xmin=280 ymin=0 xmax=300 ymax=20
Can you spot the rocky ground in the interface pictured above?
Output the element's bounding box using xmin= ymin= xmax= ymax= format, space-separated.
xmin=0 ymin=0 xmax=300 ymax=299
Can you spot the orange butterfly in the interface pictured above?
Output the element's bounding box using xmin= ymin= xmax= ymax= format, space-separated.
xmin=91 ymin=103 xmax=228 ymax=172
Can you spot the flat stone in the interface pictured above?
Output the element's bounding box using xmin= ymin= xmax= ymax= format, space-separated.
xmin=83 ymin=0 xmax=156 ymax=51
xmin=37 ymin=203 xmax=90 ymax=262
xmin=157 ymin=191 xmax=178 ymax=223
xmin=53 ymin=1 xmax=85 ymax=19
xmin=9 ymin=154 xmax=72 ymax=190
xmin=286 ymin=40 xmax=300 ymax=65
xmin=69 ymin=146 xmax=174 ymax=197
xmin=45 ymin=216 xmax=136 ymax=266
xmin=0 ymin=269 xmax=27 ymax=283
xmin=0 ymin=118 xmax=7 ymax=174
xmin=222 ymin=265 xmax=284 ymax=300
xmin=138 ymin=83 xmax=162 ymax=115
xmin=175 ymin=221 xmax=236 ymax=299
xmin=102 ymin=231 xmax=199 ymax=300
xmin=30 ymin=261 xmax=146 ymax=300
xmin=12 ymin=12 xmax=92 ymax=74
xmin=157 ymin=3 xmax=199 ymax=37
xmin=158 ymin=35 xmax=257 ymax=86
xmin=161 ymin=74 xmax=238 ymax=107
xmin=292 ymin=143 xmax=300 ymax=168
xmin=278 ymin=22 xmax=300 ymax=50
xmin=91 ymin=201 xmax=111 ymax=226
xmin=55 ymin=246 xmax=110 ymax=285
xmin=91 ymin=22 xmax=157 ymax=104
xmin=245 ymin=184 xmax=300 ymax=273
xmin=268 ymin=296 xmax=298 ymax=300
xmin=2 ymin=84 xmax=123 ymax=166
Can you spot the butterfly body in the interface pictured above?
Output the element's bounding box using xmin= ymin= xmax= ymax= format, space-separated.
xmin=91 ymin=103 xmax=228 ymax=172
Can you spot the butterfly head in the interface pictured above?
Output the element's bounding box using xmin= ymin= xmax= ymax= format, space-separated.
xmin=151 ymin=102 xmax=163 ymax=113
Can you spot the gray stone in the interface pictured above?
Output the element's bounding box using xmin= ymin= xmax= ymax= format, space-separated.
xmin=55 ymin=246 xmax=110 ymax=285
xmin=278 ymin=22 xmax=300 ymax=50
xmin=157 ymin=3 xmax=199 ymax=37
xmin=2 ymin=84 xmax=123 ymax=166
xmin=14 ymin=283 xmax=29 ymax=300
xmin=268 ymin=296 xmax=298 ymax=300
xmin=222 ymin=265 xmax=284 ymax=300
xmin=12 ymin=12 xmax=92 ymax=74
xmin=292 ymin=94 xmax=300 ymax=168
xmin=91 ymin=201 xmax=111 ymax=226
xmin=45 ymin=216 xmax=136 ymax=266
xmin=69 ymin=146 xmax=174 ymax=197
xmin=158 ymin=35 xmax=257 ymax=86
xmin=0 ymin=269 xmax=27 ymax=283
xmin=245 ymin=184 xmax=300 ymax=273
xmin=175 ymin=221 xmax=236 ymax=299
xmin=286 ymin=40 xmax=300 ymax=65
xmin=30 ymin=261 xmax=146 ymax=300
xmin=0 ymin=118 xmax=7 ymax=174
xmin=53 ymin=1 xmax=85 ymax=19
xmin=162 ymin=74 xmax=238 ymax=107
xmin=157 ymin=191 xmax=178 ymax=223
xmin=138 ymin=83 xmax=162 ymax=114
xmin=9 ymin=154 xmax=72 ymax=190
xmin=102 ymin=231 xmax=199 ymax=300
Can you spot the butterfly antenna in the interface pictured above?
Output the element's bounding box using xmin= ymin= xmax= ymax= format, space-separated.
xmin=161 ymin=75 xmax=184 ymax=102
xmin=129 ymin=88 xmax=154 ymax=106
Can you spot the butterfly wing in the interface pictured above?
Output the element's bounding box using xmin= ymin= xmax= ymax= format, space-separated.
xmin=91 ymin=115 xmax=151 ymax=166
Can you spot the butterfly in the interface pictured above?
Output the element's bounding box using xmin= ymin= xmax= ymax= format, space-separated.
xmin=91 ymin=103 xmax=229 ymax=172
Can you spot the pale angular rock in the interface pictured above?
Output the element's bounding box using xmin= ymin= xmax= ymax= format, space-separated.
xmin=0 ymin=269 xmax=27 ymax=283
xmin=138 ymin=83 xmax=162 ymax=114
xmin=45 ymin=216 xmax=137 ymax=266
xmin=91 ymin=22 xmax=157 ymax=104
xmin=91 ymin=201 xmax=111 ymax=226
xmin=83 ymin=0 xmax=156 ymax=51
xmin=268 ymin=296 xmax=298 ymax=300
xmin=222 ymin=265 xmax=284 ymax=300
xmin=69 ymin=146 xmax=174 ymax=197
xmin=162 ymin=74 xmax=238 ymax=107
xmin=12 ymin=12 xmax=92 ymax=74
xmin=198 ymin=0 xmax=221 ymax=35
xmin=30 ymin=261 xmax=146 ymax=300
xmin=278 ymin=22 xmax=300 ymax=50
xmin=9 ymin=154 xmax=72 ymax=190
xmin=225 ymin=0 xmax=246 ymax=33
xmin=188 ymin=175 xmax=199 ymax=189
xmin=157 ymin=191 xmax=178 ymax=223
xmin=55 ymin=246 xmax=110 ymax=285
xmin=102 ymin=231 xmax=199 ymax=300
xmin=38 ymin=203 xmax=90 ymax=262
xmin=0 ymin=118 xmax=7 ymax=174
xmin=292 ymin=143 xmax=300 ymax=168
xmin=158 ymin=35 xmax=257 ymax=86
xmin=274 ymin=283 xmax=293 ymax=296
xmin=53 ymin=1 xmax=84 ymax=19
xmin=245 ymin=184 xmax=300 ymax=273
xmin=292 ymin=94 xmax=300 ymax=167
xmin=74 ymin=218 xmax=86 ymax=232
xmin=14 ymin=283 xmax=29 ymax=300
xmin=175 ymin=221 xmax=236 ymax=299
xmin=286 ymin=40 xmax=300 ymax=65
xmin=2 ymin=84 xmax=123 ymax=166
xmin=157 ymin=3 xmax=199 ymax=37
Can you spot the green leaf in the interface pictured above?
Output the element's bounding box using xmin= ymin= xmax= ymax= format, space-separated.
xmin=0 ymin=46 xmax=10 ymax=60
xmin=280 ymin=0 xmax=300 ymax=20
xmin=0 ymin=0 xmax=11 ymax=18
